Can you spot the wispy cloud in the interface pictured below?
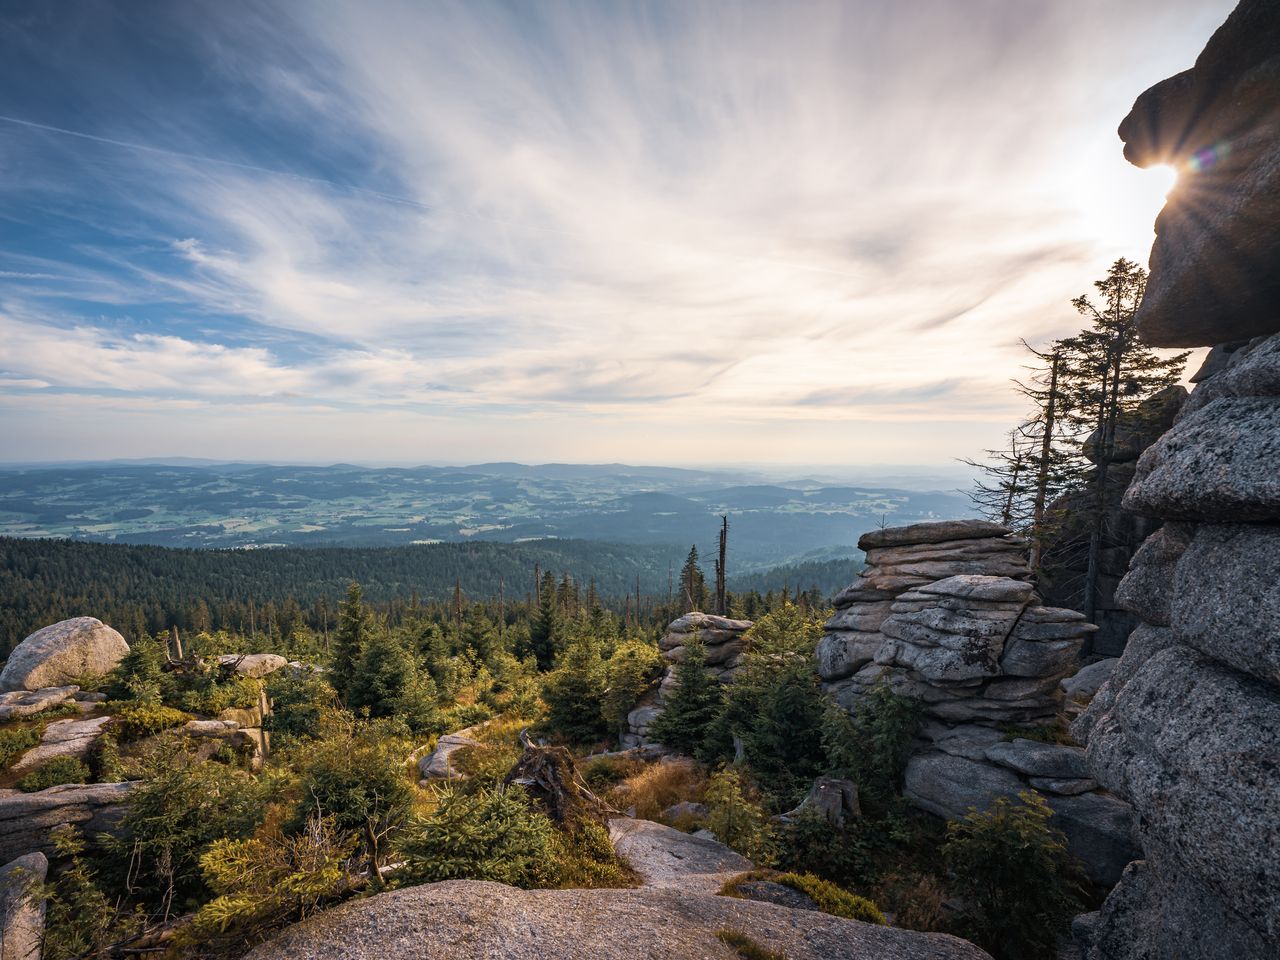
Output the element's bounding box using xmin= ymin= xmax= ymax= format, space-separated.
xmin=0 ymin=0 xmax=1227 ymax=462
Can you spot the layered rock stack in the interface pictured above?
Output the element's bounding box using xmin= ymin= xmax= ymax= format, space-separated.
xmin=622 ymin=612 xmax=752 ymax=749
xmin=820 ymin=520 xmax=1138 ymax=884
xmin=1067 ymin=3 xmax=1280 ymax=955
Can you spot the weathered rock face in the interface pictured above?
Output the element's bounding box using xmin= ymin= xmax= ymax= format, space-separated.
xmin=9 ymin=716 xmax=111 ymax=774
xmin=0 ymin=686 xmax=80 ymax=721
xmin=216 ymin=653 xmax=289 ymax=678
xmin=821 ymin=521 xmax=1133 ymax=885
xmin=623 ymin=613 xmax=753 ymax=749
xmin=0 ymin=783 xmax=131 ymax=864
xmin=0 ymin=618 xmax=128 ymax=692
xmin=242 ymin=879 xmax=993 ymax=960
xmin=608 ymin=817 xmax=751 ymax=894
xmin=0 ymin=851 xmax=47 ymax=960
xmin=1038 ymin=386 xmax=1187 ymax=657
xmin=1117 ymin=0 xmax=1280 ymax=347
xmin=1074 ymin=12 xmax=1280 ymax=945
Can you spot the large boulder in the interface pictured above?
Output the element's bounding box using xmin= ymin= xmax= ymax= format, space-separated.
xmin=0 ymin=618 xmax=128 ymax=692
xmin=0 ymin=851 xmax=47 ymax=960
xmin=216 ymin=653 xmax=288 ymax=678
xmin=241 ymin=879 xmax=992 ymax=960
xmin=1117 ymin=0 xmax=1280 ymax=346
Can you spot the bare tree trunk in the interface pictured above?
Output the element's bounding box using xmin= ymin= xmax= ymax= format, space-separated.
xmin=1030 ymin=351 xmax=1060 ymax=571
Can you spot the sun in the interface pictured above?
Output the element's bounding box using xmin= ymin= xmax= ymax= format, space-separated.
xmin=1147 ymin=163 xmax=1178 ymax=198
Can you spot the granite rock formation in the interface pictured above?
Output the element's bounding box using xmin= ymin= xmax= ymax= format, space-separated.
xmin=1072 ymin=4 xmax=1280 ymax=955
xmin=623 ymin=613 xmax=753 ymax=749
xmin=1039 ymin=385 xmax=1187 ymax=656
xmin=243 ymin=878 xmax=993 ymax=960
xmin=0 ymin=618 xmax=128 ymax=692
xmin=0 ymin=783 xmax=131 ymax=864
xmin=0 ymin=851 xmax=47 ymax=960
xmin=820 ymin=520 xmax=1137 ymax=885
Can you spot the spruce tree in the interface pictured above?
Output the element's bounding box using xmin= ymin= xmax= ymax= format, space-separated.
xmin=331 ymin=581 xmax=370 ymax=701
xmin=541 ymin=634 xmax=607 ymax=744
xmin=347 ymin=631 xmax=440 ymax=732
xmin=528 ymin=570 xmax=561 ymax=670
xmin=647 ymin=636 xmax=722 ymax=756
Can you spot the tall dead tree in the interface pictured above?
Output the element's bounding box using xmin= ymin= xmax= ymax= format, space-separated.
xmin=713 ymin=515 xmax=729 ymax=616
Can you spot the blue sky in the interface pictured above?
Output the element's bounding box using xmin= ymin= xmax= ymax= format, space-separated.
xmin=0 ymin=0 xmax=1230 ymax=465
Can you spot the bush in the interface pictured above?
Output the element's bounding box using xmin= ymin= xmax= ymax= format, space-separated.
xmin=873 ymin=872 xmax=949 ymax=932
xmin=822 ymin=679 xmax=920 ymax=811
xmin=172 ymin=675 xmax=262 ymax=716
xmin=187 ymin=813 xmax=356 ymax=945
xmin=546 ymin=816 xmax=637 ymax=889
xmin=775 ymin=806 xmax=874 ymax=889
xmin=601 ymin=641 xmax=662 ymax=739
xmin=645 ymin=637 xmax=723 ymax=757
xmin=37 ymin=826 xmax=143 ymax=960
xmin=264 ymin=671 xmax=338 ymax=746
xmin=100 ymin=744 xmax=272 ymax=913
xmin=395 ymin=786 xmax=558 ymax=888
xmin=109 ymin=703 xmax=189 ymax=741
xmin=541 ymin=636 xmax=608 ymax=745
xmin=0 ymin=726 xmax=40 ymax=770
xmin=705 ymin=767 xmax=775 ymax=864
xmin=580 ymin=753 xmax=646 ymax=791
xmin=104 ymin=637 xmax=171 ymax=705
xmin=347 ymin=632 xmax=441 ymax=733
xmin=293 ymin=717 xmax=417 ymax=880
xmin=18 ymin=756 xmax=89 ymax=792
xmin=943 ymin=791 xmax=1085 ymax=960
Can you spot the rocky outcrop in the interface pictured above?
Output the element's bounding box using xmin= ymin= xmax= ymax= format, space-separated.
xmin=9 ymin=716 xmax=110 ymax=774
xmin=623 ymin=613 xmax=753 ymax=749
xmin=0 ymin=619 xmax=128 ymax=692
xmin=242 ymin=879 xmax=993 ymax=960
xmin=418 ymin=731 xmax=483 ymax=783
xmin=1073 ymin=6 xmax=1280 ymax=950
xmin=216 ymin=653 xmax=289 ymax=678
xmin=776 ymin=776 xmax=861 ymax=828
xmin=821 ymin=520 xmax=1135 ymax=884
xmin=0 ymin=783 xmax=131 ymax=864
xmin=1116 ymin=0 xmax=1280 ymax=346
xmin=1038 ymin=385 xmax=1187 ymax=657
xmin=0 ymin=851 xmax=47 ymax=960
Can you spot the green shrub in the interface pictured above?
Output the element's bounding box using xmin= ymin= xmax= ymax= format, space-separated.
xmin=715 ymin=929 xmax=786 ymax=960
xmin=36 ymin=826 xmax=143 ymax=960
xmin=395 ymin=786 xmax=558 ymax=888
xmin=104 ymin=638 xmax=171 ymax=705
xmin=99 ymin=744 xmax=272 ymax=913
xmin=547 ymin=816 xmax=638 ymax=889
xmin=943 ymin=791 xmax=1085 ymax=960
xmin=580 ymin=753 xmax=646 ymax=791
xmin=822 ymin=679 xmax=920 ymax=811
xmin=263 ymin=671 xmax=338 ymax=745
xmin=0 ymin=726 xmax=41 ymax=770
xmin=601 ymin=640 xmax=662 ymax=739
xmin=646 ymin=636 xmax=723 ymax=757
xmin=705 ymin=767 xmax=776 ymax=864
xmin=18 ymin=756 xmax=90 ymax=792
xmin=775 ymin=806 xmax=874 ymax=888
xmin=347 ymin=632 xmax=442 ymax=733
xmin=439 ymin=702 xmax=494 ymax=732
xmin=109 ymin=703 xmax=189 ymax=741
xmin=722 ymin=868 xmax=885 ymax=924
xmin=541 ymin=636 xmax=608 ymax=745
xmin=172 ymin=675 xmax=261 ymax=716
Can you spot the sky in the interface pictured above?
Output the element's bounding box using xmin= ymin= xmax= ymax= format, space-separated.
xmin=0 ymin=0 xmax=1233 ymax=467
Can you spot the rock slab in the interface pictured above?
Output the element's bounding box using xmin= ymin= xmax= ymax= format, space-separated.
xmin=0 ymin=851 xmax=47 ymax=960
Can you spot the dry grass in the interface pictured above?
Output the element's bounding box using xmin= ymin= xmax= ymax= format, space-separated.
xmin=607 ymin=758 xmax=707 ymax=821
xmin=872 ymin=872 xmax=950 ymax=932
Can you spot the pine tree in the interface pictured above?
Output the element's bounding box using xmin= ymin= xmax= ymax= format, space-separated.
xmin=105 ymin=635 xmax=169 ymax=704
xmin=331 ymin=582 xmax=370 ymax=700
xmin=601 ymin=640 xmax=663 ymax=740
xmin=647 ymin=636 xmax=722 ymax=756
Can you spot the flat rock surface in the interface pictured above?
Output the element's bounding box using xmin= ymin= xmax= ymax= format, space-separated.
xmin=242 ymin=879 xmax=993 ymax=960
xmin=418 ymin=732 xmax=483 ymax=781
xmin=0 ymin=685 xmax=79 ymax=720
xmin=609 ymin=817 xmax=751 ymax=894
xmin=10 ymin=715 xmax=110 ymax=773
xmin=858 ymin=520 xmax=1012 ymax=550
xmin=217 ymin=653 xmax=288 ymax=677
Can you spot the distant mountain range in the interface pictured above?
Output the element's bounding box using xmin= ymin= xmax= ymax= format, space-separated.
xmin=0 ymin=460 xmax=976 ymax=570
